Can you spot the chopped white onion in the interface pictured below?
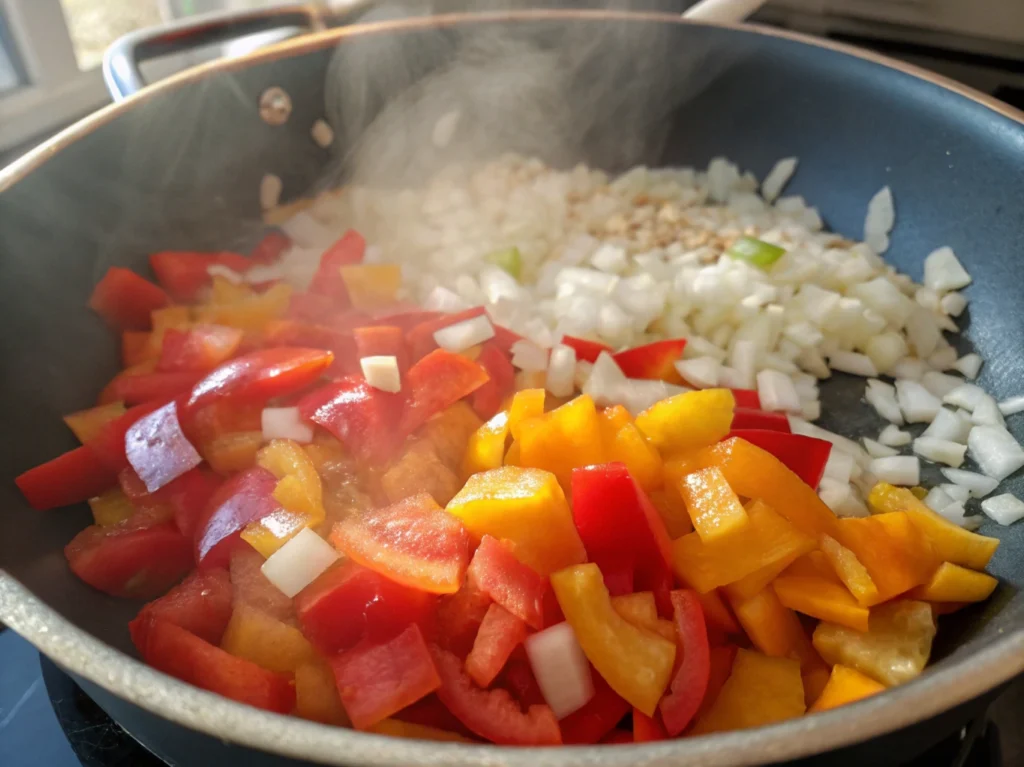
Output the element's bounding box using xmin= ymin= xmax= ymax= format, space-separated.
xmin=582 ymin=352 xmax=628 ymax=408
xmin=423 ymin=285 xmax=471 ymax=313
xmin=937 ymin=501 xmax=981 ymax=531
xmin=622 ymin=379 xmax=688 ymax=416
xmin=921 ymin=408 xmax=971 ymax=443
xmin=574 ymin=360 xmax=593 ymax=390
xmin=729 ymin=340 xmax=757 ymax=389
xmin=928 ymin=345 xmax=959 ymax=372
xmin=865 ymin=379 xmax=904 ymax=425
xmin=890 ymin=358 xmax=928 ymax=381
xmin=789 ymin=417 xmax=867 ymax=465
xmin=999 ymin=396 xmax=1024 ymax=417
xmin=864 ymin=186 xmax=895 ymax=252
xmin=870 ymin=456 xmax=920 ymax=486
xmin=939 ymin=468 xmax=1000 ymax=498
xmin=971 ymin=397 xmax=1005 ymax=427
xmin=261 ymin=528 xmax=340 ymax=598
xmin=923 ymin=486 xmax=954 ymax=513
xmin=981 ymin=493 xmax=1024 ymax=526
xmin=895 ymin=379 xmax=942 ymax=423
xmin=940 ymin=292 xmax=968 ymax=317
xmin=524 ymin=622 xmax=595 ymax=719
xmin=433 ymin=315 xmax=495 ymax=353
xmin=823 ymin=450 xmax=855 ymax=484
xmin=943 ymin=384 xmax=988 ymax=412
xmin=878 ymin=424 xmax=912 ymax=447
xmin=360 ymin=355 xmax=402 ymax=393
xmin=510 ymin=340 xmax=549 ymax=372
xmin=863 ymin=438 xmax=898 ymax=458
xmin=828 ymin=351 xmax=878 ymax=378
xmin=913 ymin=437 xmax=966 ymax=467
xmin=940 ymin=483 xmax=970 ymax=504
xmin=923 ymin=246 xmax=972 ymax=292
xmin=954 ymin=354 xmax=983 ymax=380
xmin=761 ymin=157 xmax=798 ymax=203
xmin=756 ymin=369 xmax=801 ymax=413
xmin=261 ymin=407 xmax=314 ymax=444
xmin=921 ymin=371 xmax=964 ymax=399
xmin=818 ymin=478 xmax=869 ymax=518
xmin=546 ymin=344 xmax=577 ymax=398
xmin=968 ymin=425 xmax=1024 ymax=480
xmin=675 ymin=356 xmax=720 ymax=389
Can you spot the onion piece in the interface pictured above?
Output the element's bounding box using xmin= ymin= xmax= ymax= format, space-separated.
xmin=940 ymin=292 xmax=968 ymax=317
xmin=998 ymin=396 xmax=1024 ymax=417
xmin=923 ymin=486 xmax=954 ymax=513
xmin=756 ymin=370 xmax=801 ymax=413
xmin=970 ymin=397 xmax=1005 ymax=427
xmin=423 ymin=285 xmax=471 ymax=313
xmin=981 ymin=494 xmax=1024 ymax=526
xmin=923 ymin=246 xmax=972 ymax=292
xmin=761 ymin=157 xmax=798 ymax=203
xmin=954 ymin=354 xmax=983 ymax=380
xmin=968 ymin=425 xmax=1024 ymax=480
xmin=895 ymin=379 xmax=942 ymax=423
xmin=870 ymin=456 xmax=920 ymax=486
xmin=921 ymin=371 xmax=964 ymax=399
xmin=360 ymin=355 xmax=402 ymax=394
xmin=889 ymin=358 xmax=928 ymax=381
xmin=818 ymin=479 xmax=869 ymax=518
xmin=261 ymin=406 xmax=314 ymax=444
xmin=939 ymin=468 xmax=999 ymax=499
xmin=878 ymin=424 xmax=912 ymax=447
xmin=574 ymin=360 xmax=594 ymax=390
xmin=582 ymin=351 xmax=628 ymax=408
xmin=937 ymin=501 xmax=981 ymax=531
xmin=865 ymin=379 xmax=903 ymax=425
xmin=260 ymin=173 xmax=283 ymax=211
xmin=261 ymin=528 xmax=340 ymax=598
xmin=943 ymin=384 xmax=988 ymax=412
xmin=863 ymin=438 xmax=898 ymax=459
xmin=828 ymin=351 xmax=878 ymax=378
xmin=546 ymin=344 xmax=577 ymax=398
xmin=921 ymin=408 xmax=972 ymax=443
xmin=913 ymin=437 xmax=967 ymax=468
xmin=622 ymin=379 xmax=689 ymax=416
xmin=524 ymin=622 xmax=594 ymax=719
xmin=823 ymin=451 xmax=855 ymax=484
xmin=510 ymin=340 xmax=549 ymax=372
xmin=940 ymin=483 xmax=970 ymax=504
xmin=433 ymin=315 xmax=495 ymax=353
xmin=675 ymin=357 xmax=720 ymax=389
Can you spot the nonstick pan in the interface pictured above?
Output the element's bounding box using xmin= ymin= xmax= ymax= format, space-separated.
xmin=2 ymin=8 xmax=1024 ymax=767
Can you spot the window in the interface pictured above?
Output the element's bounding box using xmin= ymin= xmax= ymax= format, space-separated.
xmin=59 ymin=0 xmax=163 ymax=72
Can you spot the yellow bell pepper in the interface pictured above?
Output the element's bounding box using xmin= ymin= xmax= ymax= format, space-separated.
xmin=809 ymin=665 xmax=885 ymax=713
xmin=773 ymin=575 xmax=870 ymax=633
xmin=647 ymin=488 xmax=694 ymax=540
xmin=446 ymin=466 xmax=586 ymax=575
xmin=782 ymin=551 xmax=841 ymax=583
xmin=551 ymin=563 xmax=676 ymax=716
xmin=509 ymin=389 xmax=545 ymax=435
xmin=819 ymin=533 xmax=880 ymax=606
xmin=676 ymin=466 xmax=749 ymax=543
xmin=381 ymin=440 xmax=461 ymax=506
xmin=195 ymin=282 xmax=292 ymax=332
xmin=600 ymin=404 xmax=633 ymax=434
xmin=727 ymin=586 xmax=821 ymax=670
xmin=369 ymin=719 xmax=475 ymax=743
xmin=295 ymin=661 xmax=350 ymax=725
xmin=813 ymin=600 xmax=936 ymax=687
xmin=690 ymin=649 xmax=806 ymax=735
xmin=210 ymin=275 xmax=255 ymax=304
xmin=220 ymin=603 xmax=318 ymax=673
xmin=672 ymin=499 xmax=815 ymax=593
xmin=241 ymin=509 xmax=310 ymax=558
xmin=339 ymin=264 xmax=402 ymax=310
xmin=909 ymin=562 xmax=999 ymax=603
xmin=635 ymin=388 xmax=735 ymax=454
xmin=610 ymin=592 xmax=676 ymax=642
xmin=88 ymin=487 xmax=136 ymax=527
xmin=868 ymin=483 xmax=999 ymax=570
xmin=202 ymin=431 xmax=264 ymax=474
xmin=838 ymin=512 xmax=939 ymax=605
xmin=64 ymin=401 xmax=127 ymax=444
xmin=420 ymin=402 xmax=483 ymax=471
xmin=517 ymin=394 xmax=605 ymax=491
xmin=463 ymin=411 xmax=510 ymax=479
xmin=605 ymin=421 xmax=663 ymax=491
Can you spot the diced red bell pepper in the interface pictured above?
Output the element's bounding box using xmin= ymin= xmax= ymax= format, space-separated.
xmin=65 ymin=522 xmax=193 ymax=598
xmin=400 ymin=349 xmax=490 ymax=434
xmin=471 ymin=343 xmax=516 ymax=420
xmin=249 ymin=231 xmax=291 ymax=264
xmin=186 ymin=347 xmax=334 ymax=413
xmin=330 ymin=623 xmax=441 ymax=730
xmin=298 ymin=376 xmax=403 ymax=464
xmin=85 ymin=400 xmax=167 ymax=473
xmin=601 ymin=729 xmax=634 ymax=744
xmin=125 ymin=400 xmax=203 ymax=493
xmin=601 ymin=557 xmax=636 ymax=598
xmin=658 ymin=590 xmax=711 ymax=736
xmin=500 ymin=656 xmax=546 ymax=708
xmin=160 ymin=467 xmax=223 ymax=538
xmin=122 ymin=331 xmax=152 ymax=367
xmin=561 ymin=335 xmax=613 ymax=364
xmin=103 ymin=370 xmax=205 ymax=406
xmin=295 ymin=561 xmax=437 ymax=655
xmin=393 ymin=694 xmax=475 ymax=738
xmin=559 ymin=673 xmax=631 ymax=744
xmin=309 ymin=230 xmax=366 ymax=300
xmin=434 ymin=585 xmax=493 ymax=658
xmin=638 ymin=562 xmax=675 ymax=619
xmin=542 ymin=583 xmax=566 ymax=629
xmin=16 ymin=446 xmax=118 ymax=510
xmin=730 ymin=408 xmax=791 ymax=433
xmin=263 ymin=320 xmax=358 ymax=376
xmin=466 ymin=536 xmax=547 ymax=631
xmin=612 ymin=339 xmax=687 ymax=382
xmin=730 ymin=389 xmax=762 ymax=410
xmin=490 ymin=324 xmax=524 ymax=354
xmin=140 ymin=619 xmax=294 ymax=713
xmin=149 ymin=251 xmax=251 ymax=302
xmin=286 ymin=292 xmax=338 ymax=325
xmin=727 ymin=430 xmax=832 ymax=489
xmin=229 ymin=547 xmax=296 ymax=625
xmin=353 ymin=325 xmax=407 ymax=372
xmin=633 ymin=708 xmax=668 ymax=742
xmin=89 ymin=267 xmax=170 ymax=331
xmin=431 ymin=646 xmax=562 ymax=745
xmin=465 ymin=603 xmax=528 ymax=688
xmin=406 ymin=307 xmax=487 ymax=361
xmin=330 ymin=493 xmax=470 ymax=594
xmin=129 ymin=568 xmax=233 ymax=651
xmin=157 ymin=325 xmax=244 ymax=372
xmin=193 ymin=466 xmax=280 ymax=569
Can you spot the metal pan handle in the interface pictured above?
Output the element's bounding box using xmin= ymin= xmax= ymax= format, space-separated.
xmin=102 ymin=2 xmax=328 ymax=101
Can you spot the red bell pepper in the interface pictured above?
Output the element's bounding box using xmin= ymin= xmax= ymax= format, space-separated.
xmin=612 ymin=339 xmax=687 ymax=382
xmin=65 ymin=522 xmax=193 ymax=599
xmin=601 ymin=557 xmax=636 ymax=597
xmin=353 ymin=325 xmax=407 ymax=371
xmin=229 ymin=547 xmax=296 ymax=625
xmin=285 ymin=292 xmax=338 ymax=325
xmin=309 ymin=229 xmax=366 ymax=300
xmin=122 ymin=331 xmax=152 ymax=367
xmin=149 ymin=251 xmax=251 ymax=302
xmin=186 ymin=347 xmax=334 ymax=413
xmin=500 ymin=656 xmax=546 ymax=708
xmin=295 ymin=561 xmax=437 ymax=654
xmin=431 ymin=646 xmax=562 ymax=745
xmin=330 ymin=623 xmax=441 ymax=730
xmin=103 ymin=370 xmax=205 ymax=406
xmin=330 ymin=493 xmax=470 ymax=594
xmin=140 ymin=619 xmax=294 ymax=713
xmin=601 ymin=729 xmax=634 ymax=744
xmin=89 ymin=267 xmax=170 ymax=331
xmin=490 ymin=324 xmax=523 ymax=354
xmin=16 ymin=446 xmax=118 ymax=510
xmin=125 ymin=401 xmax=203 ymax=493
xmin=298 ymin=376 xmax=403 ymax=464
xmin=85 ymin=400 xmax=167 ymax=472
xmin=466 ymin=536 xmax=547 ymax=631
xmin=471 ymin=343 xmax=516 ymax=420
xmin=730 ymin=389 xmax=762 ymax=409
xmin=249 ymin=230 xmax=291 ymax=264
xmin=406 ymin=307 xmax=487 ymax=361
xmin=193 ymin=466 xmax=280 ymax=569
xmin=559 ymin=673 xmax=631 ymax=744
xmin=393 ymin=694 xmax=475 ymax=738
xmin=400 ymin=349 xmax=490 ymax=434
xmin=434 ymin=584 xmax=493 ymax=658
xmin=263 ymin=320 xmax=358 ymax=377
xmin=561 ymin=335 xmax=613 ymax=364
xmin=465 ymin=603 xmax=528 ymax=688
xmin=157 ymin=325 xmax=244 ymax=372
xmin=159 ymin=467 xmax=223 ymax=538
xmin=129 ymin=568 xmax=233 ymax=651
xmin=633 ymin=708 xmax=668 ymax=742
xmin=658 ymin=590 xmax=711 ymax=736
xmin=730 ymin=407 xmax=791 ymax=432
xmin=726 ymin=430 xmax=832 ymax=488
xmin=368 ymin=309 xmax=441 ymax=333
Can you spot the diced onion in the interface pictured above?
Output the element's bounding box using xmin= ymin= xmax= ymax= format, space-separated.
xmin=423 ymin=285 xmax=471 ymax=313
xmin=940 ymin=292 xmax=968 ymax=317
xmin=921 ymin=371 xmax=964 ymax=399
xmin=823 ymin=451 xmax=855 ymax=484
xmin=895 ymin=379 xmax=942 ymax=423
xmin=818 ymin=479 xmax=869 ymax=518
xmin=546 ymin=344 xmax=577 ymax=398
xmin=510 ymin=340 xmax=549 ymax=372
xmin=865 ymin=379 xmax=903 ymax=425
xmin=828 ymin=351 xmax=878 ymax=378
xmin=923 ymin=486 xmax=954 ymax=513
xmin=863 ymin=438 xmax=898 ymax=458
xmin=998 ymin=395 xmax=1024 ymax=417
xmin=913 ymin=437 xmax=966 ymax=467
xmin=582 ymin=352 xmax=628 ymax=408
xmin=923 ymin=246 xmax=972 ymax=292
xmin=761 ymin=157 xmax=798 ymax=203
xmin=937 ymin=501 xmax=981 ymax=531
xmin=870 ymin=456 xmax=920 ymax=486
xmin=574 ymin=360 xmax=594 ymax=390
xmin=939 ymin=468 xmax=1000 ymax=498
xmin=360 ymin=355 xmax=402 ymax=393
xmin=889 ymin=358 xmax=928 ymax=381
xmin=878 ymin=424 xmax=911 ymax=447
xmin=675 ymin=357 xmax=720 ymax=389
xmin=981 ymin=494 xmax=1024 ymax=526
xmin=622 ymin=379 xmax=688 ymax=416
xmin=756 ymin=369 xmax=801 ymax=413
xmin=261 ymin=528 xmax=340 ymax=598
xmin=940 ymin=484 xmax=970 ymax=504
xmin=954 ymin=354 xmax=983 ymax=380
xmin=943 ymin=384 xmax=988 ymax=412
xmin=524 ymin=622 xmax=595 ymax=719
xmin=434 ymin=315 xmax=495 ymax=353
xmin=970 ymin=397 xmax=1005 ymax=427
xmin=261 ymin=407 xmax=314 ymax=444
xmin=968 ymin=425 xmax=1024 ymax=480
xmin=921 ymin=408 xmax=971 ymax=443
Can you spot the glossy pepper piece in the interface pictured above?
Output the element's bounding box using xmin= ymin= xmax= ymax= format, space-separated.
xmin=908 ymin=562 xmax=998 ymax=603
xmin=819 ymin=534 xmax=880 ymax=606
xmin=773 ymin=575 xmax=870 ymax=633
xmin=465 ymin=604 xmax=528 ymax=688
xmin=193 ymin=466 xmax=281 ymax=569
xmin=809 ymin=665 xmax=885 ymax=713
xmin=340 ymin=264 xmax=402 ymax=310
xmin=633 ymin=708 xmax=668 ymax=742
xmin=517 ymin=394 xmax=605 ymax=491
xmin=613 ymin=339 xmax=687 ymax=383
xmin=659 ymin=590 xmax=711 ymax=735
xmin=380 ymin=440 xmax=461 ymax=507
xmin=64 ymin=402 xmax=128 ymax=444
xmin=295 ymin=661 xmax=350 ymax=725
xmin=400 ymin=349 xmax=491 ymax=435
xmin=88 ymin=488 xmax=136 ymax=527
xmin=467 ymin=535 xmax=547 ymax=631
xmin=837 ymin=512 xmax=939 ymax=605
xmin=129 ymin=568 xmax=233 ymax=651
xmin=507 ymin=388 xmax=545 ymax=441
xmin=725 ymin=429 xmax=832 ymax=489
xmin=598 ymin=408 xmax=663 ymax=491
xmin=157 ymin=324 xmax=244 ymax=372
xmin=635 ymin=388 xmax=735 ymax=454
xmin=463 ymin=411 xmax=510 ymax=479
xmin=309 ymin=229 xmax=365 ymax=300
xmin=149 ymin=251 xmax=251 ymax=302
xmin=89 ymin=267 xmax=171 ymax=331
xmin=610 ymin=592 xmax=674 ymax=642
xmin=551 ymin=563 xmax=676 ymax=716
xmin=16 ymin=445 xmax=118 ymax=510
xmin=471 ymin=343 xmax=516 ymax=420
xmin=220 ymin=602 xmax=317 ymax=673
xmin=299 ymin=376 xmax=403 ymax=464
xmin=125 ymin=400 xmax=203 ymax=493
xmin=727 ymin=587 xmax=821 ymax=672
xmin=729 ymin=407 xmax=790 ymax=432
xmin=194 ymin=282 xmax=293 ymax=333
xmin=676 ymin=466 xmax=749 ymax=543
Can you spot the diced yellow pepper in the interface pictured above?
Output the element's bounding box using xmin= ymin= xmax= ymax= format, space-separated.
xmin=420 ymin=402 xmax=483 ymax=470
xmin=64 ymin=401 xmax=127 ymax=444
xmin=676 ymin=466 xmax=749 ymax=543
xmin=809 ymin=665 xmax=885 ymax=713
xmin=610 ymin=592 xmax=675 ymax=642
xmin=604 ymin=420 xmax=663 ymax=491
xmin=647 ymin=488 xmax=694 ymax=539
xmin=909 ymin=562 xmax=999 ymax=603
xmin=210 ymin=275 xmax=255 ymax=304
xmin=202 ymin=431 xmax=264 ymax=474
xmin=240 ymin=509 xmax=310 ymax=558
xmin=381 ymin=440 xmax=461 ymax=506
xmin=339 ymin=264 xmax=402 ymax=310
xmin=196 ymin=283 xmax=292 ymax=332
xmin=517 ymin=394 xmax=605 ymax=490
xmin=295 ymin=661 xmax=350 ymax=725
xmin=88 ymin=488 xmax=136 ymax=527
xmin=220 ymin=603 xmax=317 ymax=673
xmin=600 ymin=404 xmax=633 ymax=434
xmin=819 ymin=534 xmax=880 ymax=606
xmin=634 ymin=388 xmax=735 ymax=454
xmin=508 ymin=389 xmax=545 ymax=442
xmin=773 ymin=575 xmax=870 ymax=633
xmin=463 ymin=411 xmax=510 ymax=479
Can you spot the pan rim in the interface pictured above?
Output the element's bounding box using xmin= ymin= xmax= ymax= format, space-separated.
xmin=3 ymin=9 xmax=1024 ymax=766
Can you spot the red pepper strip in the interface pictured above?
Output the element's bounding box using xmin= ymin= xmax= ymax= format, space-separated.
xmin=471 ymin=343 xmax=516 ymax=420
xmin=309 ymin=229 xmax=365 ymax=300
xmin=104 ymin=370 xmax=205 ymax=406
xmin=465 ymin=604 xmax=528 ymax=688
xmin=298 ymin=376 xmax=403 ymax=464
xmin=602 ymin=559 xmax=636 ymax=597
xmin=490 ymin=324 xmax=523 ymax=354
xmin=633 ymin=708 xmax=668 ymax=742
xmin=434 ymin=584 xmax=493 ymax=658
xmin=249 ymin=231 xmax=291 ymax=264
xmin=394 ymin=694 xmax=475 ymax=739
xmin=149 ymin=251 xmax=251 ymax=302
xmin=466 ymin=536 xmax=546 ymax=630
xmin=353 ymin=325 xmax=408 ymax=372
xmin=129 ymin=568 xmax=233 ymax=651
xmin=658 ymin=590 xmax=711 ymax=736
xmin=561 ymin=335 xmax=613 ymax=364
xmin=431 ymin=646 xmax=562 ymax=745
xmin=727 ymin=429 xmax=832 ymax=489
xmin=612 ymin=339 xmax=687 ymax=382
xmin=730 ymin=408 xmax=791 ymax=432
xmin=730 ymin=389 xmax=762 ymax=409
xmin=500 ymin=656 xmax=546 ymax=708
xmin=559 ymin=673 xmax=631 ymax=744
xmin=16 ymin=446 xmax=118 ymax=510
xmin=85 ymin=400 xmax=167 ymax=473
xmin=286 ymin=292 xmax=338 ymax=325
xmin=158 ymin=467 xmax=223 ymax=539
xmin=406 ymin=307 xmax=487 ymax=361
xmin=400 ymin=349 xmax=490 ymax=435
xmin=125 ymin=400 xmax=203 ymax=493
xmin=193 ymin=466 xmax=280 ymax=569
xmin=89 ymin=267 xmax=170 ymax=331
xmin=157 ymin=325 xmax=244 ymax=372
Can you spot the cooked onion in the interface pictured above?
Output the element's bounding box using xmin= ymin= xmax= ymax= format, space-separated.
xmin=261 ymin=528 xmax=340 ymax=598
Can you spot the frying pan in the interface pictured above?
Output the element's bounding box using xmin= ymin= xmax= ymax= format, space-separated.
xmin=2 ymin=6 xmax=1024 ymax=767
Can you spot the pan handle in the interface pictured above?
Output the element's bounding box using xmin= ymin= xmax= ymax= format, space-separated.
xmin=102 ymin=2 xmax=330 ymax=101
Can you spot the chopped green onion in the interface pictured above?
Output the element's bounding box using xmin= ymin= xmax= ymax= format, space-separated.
xmin=487 ymin=247 xmax=522 ymax=280
xmin=727 ymin=237 xmax=786 ymax=270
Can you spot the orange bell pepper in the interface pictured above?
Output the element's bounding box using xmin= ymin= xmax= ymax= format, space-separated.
xmin=690 ymin=649 xmax=805 ymax=735
xmin=64 ymin=402 xmax=127 ymax=444
xmin=508 ymin=389 xmax=545 ymax=441
xmin=381 ymin=440 xmax=461 ymax=506
xmin=463 ymin=411 xmax=510 ymax=478
xmin=551 ymin=563 xmax=676 ymax=716
xmin=446 ymin=466 xmax=586 ymax=575
xmin=339 ymin=264 xmax=402 ymax=310
xmin=782 ymin=551 xmax=840 ymax=583
xmin=88 ymin=487 xmax=136 ymax=527
xmin=201 ymin=431 xmax=263 ymax=474
xmin=868 ymin=483 xmax=999 ymax=571
xmin=600 ymin=404 xmax=633 ymax=434
xmin=295 ymin=661 xmax=350 ymax=725
xmin=634 ymin=388 xmax=735 ymax=454
xmin=611 ymin=592 xmax=676 ymax=642
xmin=773 ymin=575 xmax=870 ymax=633
xmin=838 ymin=512 xmax=938 ymax=605
xmin=210 ymin=275 xmax=255 ymax=304
xmin=695 ymin=589 xmax=741 ymax=641
xmin=819 ymin=533 xmax=880 ymax=606
xmin=676 ymin=466 xmax=749 ymax=543
xmin=599 ymin=407 xmax=662 ymax=491
xmin=672 ymin=499 xmax=815 ymax=593
xmin=727 ymin=587 xmax=820 ymax=670
xmin=809 ymin=665 xmax=886 ymax=713
xmin=220 ymin=603 xmax=317 ymax=673
xmin=419 ymin=401 xmax=483 ymax=470
xmin=122 ymin=331 xmax=154 ymax=367
xmin=517 ymin=394 xmax=605 ymax=491
xmin=647 ymin=488 xmax=694 ymax=539
xmin=812 ymin=600 xmax=936 ymax=686
xmin=909 ymin=562 xmax=999 ymax=603
xmin=195 ymin=283 xmax=292 ymax=332
xmin=369 ymin=719 xmax=475 ymax=743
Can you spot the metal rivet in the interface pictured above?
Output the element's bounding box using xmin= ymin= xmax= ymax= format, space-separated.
xmin=259 ymin=87 xmax=292 ymax=126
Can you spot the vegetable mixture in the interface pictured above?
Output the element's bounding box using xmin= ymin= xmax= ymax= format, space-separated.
xmin=14 ymin=191 xmax=1008 ymax=745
